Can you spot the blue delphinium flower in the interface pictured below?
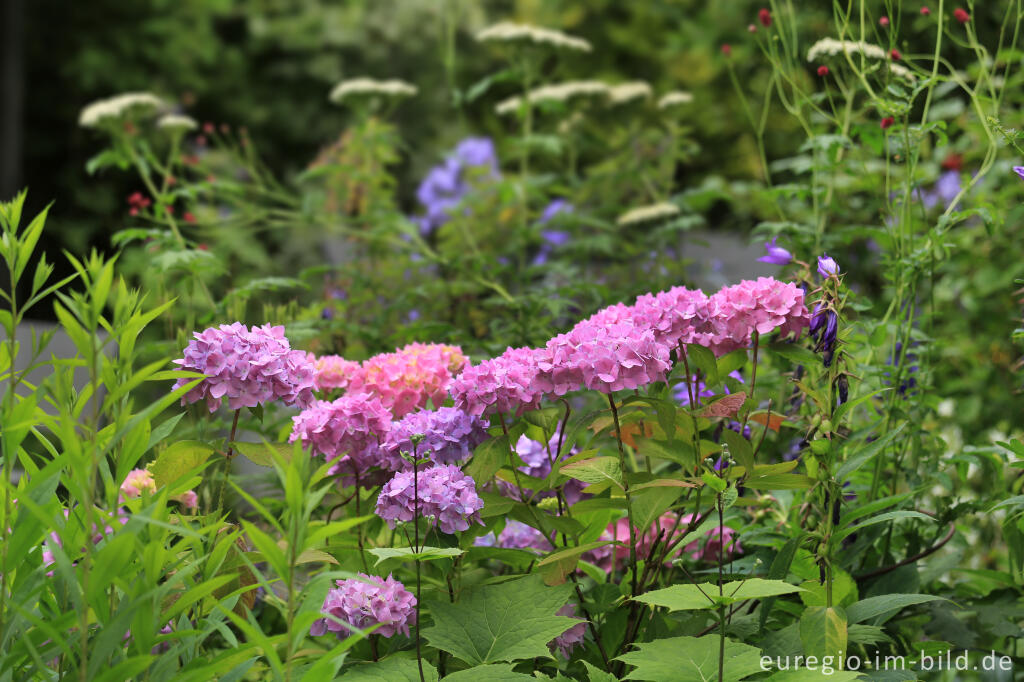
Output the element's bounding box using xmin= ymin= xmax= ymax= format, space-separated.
xmin=757 ymin=237 xmax=793 ymax=265
xmin=414 ymin=137 xmax=499 ymax=235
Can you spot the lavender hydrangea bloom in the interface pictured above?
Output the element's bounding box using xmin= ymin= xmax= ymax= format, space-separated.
xmin=757 ymin=237 xmax=793 ymax=265
xmin=289 ymin=394 xmax=393 ymax=470
xmin=173 ymin=323 xmax=316 ymax=412
xmin=376 ymin=464 xmax=485 ymax=534
xmin=380 ymin=407 xmax=488 ymax=467
xmin=548 ymin=604 xmax=587 ymax=658
xmin=496 ymin=435 xmax=586 ymax=504
xmin=311 ymin=574 xmax=416 ymax=639
xmin=474 ymin=520 xmax=553 ymax=552
xmin=414 ymin=137 xmax=500 ymax=235
xmin=817 ymin=254 xmax=840 ymax=278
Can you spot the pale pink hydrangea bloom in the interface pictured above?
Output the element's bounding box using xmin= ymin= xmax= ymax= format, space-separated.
xmin=630 ymin=286 xmax=711 ymax=348
xmin=701 ymin=277 xmax=810 ymax=355
xmin=173 ymin=323 xmax=316 ymax=412
xmin=585 ymin=513 xmax=741 ymax=571
xmin=175 ymin=490 xmax=198 ymax=511
xmin=311 ymin=574 xmax=417 ymax=639
xmin=311 ymin=354 xmax=361 ymax=392
xmin=120 ymin=469 xmax=156 ymax=499
xmin=450 ymin=346 xmax=547 ymax=416
xmin=346 ymin=342 xmax=467 ymax=417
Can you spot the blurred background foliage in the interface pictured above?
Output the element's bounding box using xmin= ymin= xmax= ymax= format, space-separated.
xmin=7 ymin=0 xmax=1024 ymax=442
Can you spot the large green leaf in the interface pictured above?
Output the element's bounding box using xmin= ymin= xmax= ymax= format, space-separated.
xmin=441 ymin=665 xmax=534 ymax=681
xmin=766 ymin=671 xmax=863 ymax=681
xmin=799 ymin=606 xmax=847 ymax=663
xmin=368 ymin=546 xmax=464 ymax=566
xmin=560 ymin=457 xmax=623 ymax=488
xmin=423 ymin=574 xmax=574 ymax=665
xmin=618 ymin=635 xmax=763 ymax=681
xmin=148 ymin=440 xmax=214 ymax=490
xmin=845 ymin=594 xmax=946 ymax=624
xmin=465 ymin=435 xmax=510 ymax=482
xmin=635 ymin=579 xmax=802 ymax=611
xmin=340 ymin=657 xmax=438 ymax=681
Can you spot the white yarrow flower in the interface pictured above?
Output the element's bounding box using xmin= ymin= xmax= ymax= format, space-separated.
xmin=329 ymin=78 xmax=418 ymax=104
xmin=78 ymin=92 xmax=165 ymax=128
xmin=616 ymin=202 xmax=680 ymax=226
xmin=476 ymin=21 xmax=591 ymax=52
xmin=157 ymin=114 xmax=198 ymax=132
xmin=887 ymin=62 xmax=916 ymax=82
xmin=495 ymin=80 xmax=610 ymax=115
xmin=807 ymin=38 xmax=887 ymax=63
xmin=608 ymin=81 xmax=653 ymax=104
xmin=657 ymin=91 xmax=694 ymax=109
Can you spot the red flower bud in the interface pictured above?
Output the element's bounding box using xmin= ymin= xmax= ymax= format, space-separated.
xmin=758 ymin=8 xmax=772 ymax=27
xmin=953 ymin=8 xmax=969 ymax=23
xmin=920 ymin=6 xmax=931 ymax=15
xmin=202 ymin=122 xmax=215 ymax=134
xmin=721 ymin=43 xmax=732 ymax=56
xmin=941 ymin=153 xmax=963 ymax=171
xmin=879 ymin=16 xmax=890 ymax=27
xmin=129 ymin=207 xmax=138 ymax=217
xmin=880 ymin=116 xmax=895 ymax=129
xmin=817 ymin=65 xmax=830 ymax=76
xmin=890 ymin=48 xmax=902 ymax=60
xmin=184 ymin=212 xmax=196 ymax=224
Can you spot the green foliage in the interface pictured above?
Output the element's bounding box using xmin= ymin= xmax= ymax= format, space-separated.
xmin=616 ymin=635 xmax=763 ymax=681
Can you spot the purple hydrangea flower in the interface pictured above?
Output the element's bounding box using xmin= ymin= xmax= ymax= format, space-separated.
xmin=474 ymin=520 xmax=553 ymax=552
xmin=414 ymin=138 xmax=500 ymax=235
xmin=757 ymin=237 xmax=793 ymax=265
xmin=495 ymin=435 xmax=586 ymax=504
xmin=450 ymin=346 xmax=547 ymax=416
xmin=311 ymin=574 xmax=416 ymax=639
xmin=380 ymin=407 xmax=488 ymax=467
xmin=548 ymin=604 xmax=587 ymax=658
xmin=375 ymin=464 xmax=485 ymax=534
xmin=817 ymin=254 xmax=840 ymax=279
xmin=173 ymin=323 xmax=316 ymax=412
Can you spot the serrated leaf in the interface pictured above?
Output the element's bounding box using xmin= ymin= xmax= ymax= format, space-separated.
xmin=339 ymin=657 xmax=438 ymax=681
xmin=148 ymin=440 xmax=214 ymax=490
xmin=636 ymin=579 xmax=803 ymax=612
xmin=232 ymin=441 xmax=293 ymax=467
xmin=441 ymin=664 xmax=534 ymax=681
xmin=560 ymin=457 xmax=623 ymax=488
xmin=368 ymin=546 xmax=464 ymax=566
xmin=423 ymin=574 xmax=574 ymax=665
xmin=618 ymin=635 xmax=763 ymax=681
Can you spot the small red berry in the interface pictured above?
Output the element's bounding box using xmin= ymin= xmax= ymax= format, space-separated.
xmin=721 ymin=43 xmax=732 ymax=56
xmin=879 ymin=16 xmax=890 ymax=27
xmin=880 ymin=116 xmax=895 ymax=129
xmin=953 ymin=8 xmax=969 ymax=23
xmin=184 ymin=212 xmax=196 ymax=224
xmin=920 ymin=6 xmax=931 ymax=15
xmin=127 ymin=191 xmax=143 ymax=205
xmin=817 ymin=65 xmax=830 ymax=76
xmin=758 ymin=8 xmax=772 ymax=27
xmin=140 ymin=197 xmax=151 ymax=208
xmin=163 ymin=205 xmax=174 ymax=216
xmin=890 ymin=49 xmax=902 ymax=60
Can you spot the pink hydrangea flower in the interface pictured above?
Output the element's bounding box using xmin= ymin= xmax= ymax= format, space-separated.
xmin=542 ymin=319 xmax=672 ymax=394
xmin=346 ymin=343 xmax=467 ymax=417
xmin=380 ymin=407 xmax=488 ymax=467
xmin=175 ymin=490 xmax=198 ymax=511
xmin=311 ymin=574 xmax=416 ymax=639
xmin=701 ymin=277 xmax=810 ymax=355
xmin=630 ymin=286 xmax=711 ymax=348
xmin=289 ymin=394 xmax=393 ymax=472
xmin=375 ymin=464 xmax=485 ymax=534
xmin=173 ymin=323 xmax=316 ymax=412
xmin=450 ymin=346 xmax=547 ymax=416
xmin=473 ymin=519 xmax=553 ymax=552
xmin=549 ymin=604 xmax=587 ymax=658
xmin=311 ymin=354 xmax=361 ymax=392
xmin=585 ymin=513 xmax=741 ymax=571
xmin=120 ymin=469 xmax=156 ymax=499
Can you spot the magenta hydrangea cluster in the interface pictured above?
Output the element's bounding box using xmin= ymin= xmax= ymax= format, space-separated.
xmin=380 ymin=407 xmax=488 ymax=467
xmin=450 ymin=346 xmax=546 ymax=417
xmin=310 ymin=574 xmax=417 ymax=639
xmin=448 ymin=277 xmax=807 ymax=415
xmin=549 ymin=604 xmax=587 ymax=658
xmin=289 ymin=393 xmax=392 ymax=472
xmin=346 ymin=342 xmax=467 ymax=417
xmin=173 ymin=323 xmax=316 ymax=412
xmin=375 ymin=464 xmax=485 ymax=534
xmin=701 ymin=277 xmax=810 ymax=355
